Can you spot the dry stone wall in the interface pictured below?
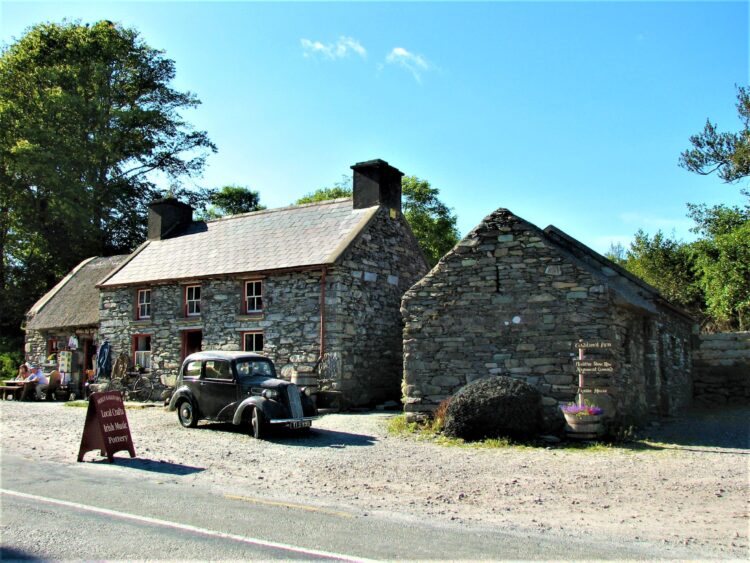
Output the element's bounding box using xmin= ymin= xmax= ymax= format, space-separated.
xmin=693 ymin=332 xmax=750 ymax=406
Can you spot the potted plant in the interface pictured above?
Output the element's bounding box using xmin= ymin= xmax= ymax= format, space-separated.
xmin=561 ymin=401 xmax=604 ymax=439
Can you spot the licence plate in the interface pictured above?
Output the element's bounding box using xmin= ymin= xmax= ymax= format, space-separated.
xmin=289 ymin=420 xmax=311 ymax=429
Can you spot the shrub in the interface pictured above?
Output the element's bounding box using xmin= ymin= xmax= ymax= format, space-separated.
xmin=0 ymin=351 xmax=23 ymax=380
xmin=443 ymin=376 xmax=542 ymax=441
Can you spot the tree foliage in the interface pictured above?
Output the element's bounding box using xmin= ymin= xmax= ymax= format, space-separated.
xmin=295 ymin=174 xmax=459 ymax=266
xmin=679 ymin=86 xmax=750 ymax=183
xmin=0 ymin=20 xmax=215 ymax=349
xmin=619 ymin=87 xmax=750 ymax=331
xmin=200 ymin=185 xmax=265 ymax=220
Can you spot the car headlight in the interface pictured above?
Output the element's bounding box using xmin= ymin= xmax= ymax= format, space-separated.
xmin=262 ymin=389 xmax=279 ymax=400
xmin=300 ymin=386 xmax=312 ymax=397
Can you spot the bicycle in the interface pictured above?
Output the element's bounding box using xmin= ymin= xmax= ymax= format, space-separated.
xmin=110 ymin=371 xmax=153 ymax=402
xmin=107 ymin=352 xmax=153 ymax=402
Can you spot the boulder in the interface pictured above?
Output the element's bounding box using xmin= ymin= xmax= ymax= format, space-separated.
xmin=443 ymin=376 xmax=542 ymax=441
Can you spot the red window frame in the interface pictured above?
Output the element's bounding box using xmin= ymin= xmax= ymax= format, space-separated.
xmin=244 ymin=280 xmax=263 ymax=314
xmin=136 ymin=288 xmax=151 ymax=320
xmin=241 ymin=331 xmax=264 ymax=353
xmin=131 ymin=334 xmax=152 ymax=370
xmin=184 ymin=284 xmax=201 ymax=317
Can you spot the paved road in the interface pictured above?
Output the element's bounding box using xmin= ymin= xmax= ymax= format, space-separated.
xmin=1 ymin=451 xmax=700 ymax=560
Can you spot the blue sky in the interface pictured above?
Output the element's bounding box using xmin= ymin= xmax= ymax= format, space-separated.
xmin=2 ymin=1 xmax=747 ymax=252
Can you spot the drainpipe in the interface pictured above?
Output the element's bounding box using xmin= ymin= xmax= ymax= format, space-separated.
xmin=319 ymin=267 xmax=327 ymax=360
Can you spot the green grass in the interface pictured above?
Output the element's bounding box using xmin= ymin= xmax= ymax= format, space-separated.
xmin=63 ymin=400 xmax=88 ymax=408
xmin=386 ymin=414 xmax=632 ymax=452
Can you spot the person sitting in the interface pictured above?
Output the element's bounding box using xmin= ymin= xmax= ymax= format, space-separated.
xmin=14 ymin=364 xmax=29 ymax=381
xmin=21 ymin=364 xmax=48 ymax=401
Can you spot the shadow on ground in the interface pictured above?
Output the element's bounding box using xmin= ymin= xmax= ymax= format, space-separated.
xmin=90 ymin=457 xmax=206 ymax=474
xmin=200 ymin=421 xmax=378 ymax=448
xmin=638 ymin=405 xmax=750 ymax=452
xmin=0 ymin=547 xmax=41 ymax=561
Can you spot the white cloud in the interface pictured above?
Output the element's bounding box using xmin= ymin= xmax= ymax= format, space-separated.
xmin=300 ymin=36 xmax=366 ymax=60
xmin=384 ymin=46 xmax=431 ymax=83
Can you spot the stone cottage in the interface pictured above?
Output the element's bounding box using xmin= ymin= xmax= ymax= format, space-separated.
xmin=25 ymin=255 xmax=128 ymax=376
xmin=401 ymin=208 xmax=695 ymax=426
xmin=96 ymin=159 xmax=428 ymax=406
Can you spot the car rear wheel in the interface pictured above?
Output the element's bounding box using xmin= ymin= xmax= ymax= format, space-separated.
xmin=177 ymin=400 xmax=198 ymax=428
xmin=250 ymin=407 xmax=265 ymax=439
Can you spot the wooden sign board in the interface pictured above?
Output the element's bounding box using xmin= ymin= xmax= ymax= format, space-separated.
xmin=575 ymin=359 xmax=615 ymax=374
xmin=575 ymin=340 xmax=612 ymax=350
xmin=77 ymin=391 xmax=136 ymax=463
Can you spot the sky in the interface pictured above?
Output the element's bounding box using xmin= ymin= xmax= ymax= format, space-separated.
xmin=1 ymin=0 xmax=747 ymax=253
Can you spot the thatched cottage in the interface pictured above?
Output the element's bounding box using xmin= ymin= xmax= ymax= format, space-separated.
xmin=25 ymin=255 xmax=128 ymax=376
xmin=93 ymin=159 xmax=428 ymax=406
xmin=401 ymin=208 xmax=695 ymax=426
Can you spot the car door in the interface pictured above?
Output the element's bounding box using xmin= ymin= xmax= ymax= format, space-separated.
xmin=199 ymin=359 xmax=237 ymax=421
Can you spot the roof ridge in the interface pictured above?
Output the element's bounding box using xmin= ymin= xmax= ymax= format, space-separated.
xmin=205 ymin=197 xmax=355 ymax=224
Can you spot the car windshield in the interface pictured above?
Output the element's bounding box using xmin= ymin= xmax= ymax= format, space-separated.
xmin=235 ymin=359 xmax=276 ymax=379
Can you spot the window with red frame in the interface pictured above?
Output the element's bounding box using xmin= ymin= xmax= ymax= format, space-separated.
xmin=136 ymin=288 xmax=151 ymax=320
xmin=244 ymin=280 xmax=263 ymax=314
xmin=242 ymin=332 xmax=264 ymax=353
xmin=132 ymin=334 xmax=152 ymax=370
xmin=185 ymin=285 xmax=201 ymax=316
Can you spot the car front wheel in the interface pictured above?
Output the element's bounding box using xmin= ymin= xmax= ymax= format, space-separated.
xmin=177 ymin=399 xmax=198 ymax=428
xmin=250 ymin=407 xmax=265 ymax=439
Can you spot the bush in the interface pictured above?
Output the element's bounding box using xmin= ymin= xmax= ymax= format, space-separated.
xmin=0 ymin=351 xmax=23 ymax=380
xmin=443 ymin=376 xmax=542 ymax=441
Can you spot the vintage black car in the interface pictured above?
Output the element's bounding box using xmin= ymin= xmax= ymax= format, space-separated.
xmin=168 ymin=351 xmax=317 ymax=439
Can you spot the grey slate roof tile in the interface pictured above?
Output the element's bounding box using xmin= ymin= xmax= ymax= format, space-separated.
xmin=100 ymin=199 xmax=377 ymax=287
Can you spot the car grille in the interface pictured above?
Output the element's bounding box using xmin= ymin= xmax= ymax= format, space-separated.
xmin=287 ymin=385 xmax=304 ymax=419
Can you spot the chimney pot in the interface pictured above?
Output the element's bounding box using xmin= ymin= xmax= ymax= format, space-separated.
xmin=351 ymin=159 xmax=404 ymax=212
xmin=147 ymin=198 xmax=193 ymax=240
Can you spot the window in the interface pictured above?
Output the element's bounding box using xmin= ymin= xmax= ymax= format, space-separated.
xmin=132 ymin=334 xmax=152 ymax=370
xmin=236 ymin=359 xmax=275 ymax=379
xmin=204 ymin=360 xmax=232 ymax=380
xmin=242 ymin=331 xmax=264 ymax=353
xmin=46 ymin=338 xmax=61 ymax=357
xmin=136 ymin=289 xmax=151 ymax=320
xmin=245 ymin=280 xmax=263 ymax=314
xmin=184 ymin=361 xmax=201 ymax=378
xmin=185 ymin=285 xmax=201 ymax=317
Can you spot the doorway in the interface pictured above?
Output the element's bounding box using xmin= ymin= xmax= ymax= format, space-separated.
xmin=182 ymin=330 xmax=202 ymax=360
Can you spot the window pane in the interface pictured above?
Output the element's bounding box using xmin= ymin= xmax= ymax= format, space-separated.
xmin=205 ymin=360 xmax=231 ymax=380
xmin=185 ymin=361 xmax=201 ymax=378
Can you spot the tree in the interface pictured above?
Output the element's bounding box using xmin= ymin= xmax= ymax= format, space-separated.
xmin=679 ymin=86 xmax=750 ymax=183
xmin=200 ymin=185 xmax=265 ymax=220
xmin=295 ymin=174 xmax=459 ymax=266
xmin=0 ymin=21 xmax=215 ymax=350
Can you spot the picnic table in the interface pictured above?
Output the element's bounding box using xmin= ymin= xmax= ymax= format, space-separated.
xmin=0 ymin=380 xmax=28 ymax=401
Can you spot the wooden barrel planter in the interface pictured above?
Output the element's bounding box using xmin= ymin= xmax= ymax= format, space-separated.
xmin=564 ymin=413 xmax=604 ymax=440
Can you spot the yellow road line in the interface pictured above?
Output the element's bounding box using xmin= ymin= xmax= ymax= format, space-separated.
xmin=224 ymin=493 xmax=353 ymax=518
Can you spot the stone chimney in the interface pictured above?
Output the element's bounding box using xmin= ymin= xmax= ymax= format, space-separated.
xmin=351 ymin=159 xmax=404 ymax=212
xmin=147 ymin=198 xmax=193 ymax=241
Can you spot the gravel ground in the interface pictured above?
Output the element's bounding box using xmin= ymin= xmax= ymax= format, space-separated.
xmin=1 ymin=400 xmax=748 ymax=559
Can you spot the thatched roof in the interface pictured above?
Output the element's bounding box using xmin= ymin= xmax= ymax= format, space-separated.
xmin=26 ymin=255 xmax=128 ymax=331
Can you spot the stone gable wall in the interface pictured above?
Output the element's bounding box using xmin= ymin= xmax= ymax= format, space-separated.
xmin=693 ymin=332 xmax=750 ymax=406
xmin=325 ymin=208 xmax=429 ymax=406
xmin=402 ymin=209 xmax=694 ymax=427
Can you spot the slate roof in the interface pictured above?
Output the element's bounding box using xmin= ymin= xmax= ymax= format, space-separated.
xmin=26 ymin=255 xmax=128 ymax=330
xmin=99 ymin=199 xmax=379 ymax=287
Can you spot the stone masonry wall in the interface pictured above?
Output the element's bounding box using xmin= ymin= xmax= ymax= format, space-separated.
xmin=324 ymin=207 xmax=428 ymax=406
xmin=402 ymin=210 xmax=614 ymax=426
xmin=693 ymin=332 xmax=750 ymax=406
xmin=99 ymin=271 xmax=325 ymax=394
xmin=24 ymin=329 xmax=47 ymax=366
xmin=401 ymin=208 xmax=694 ymax=428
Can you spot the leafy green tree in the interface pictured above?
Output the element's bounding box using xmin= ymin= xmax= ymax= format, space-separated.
xmin=680 ymin=86 xmax=750 ymax=183
xmin=200 ymin=185 xmax=265 ymax=220
xmin=622 ymin=230 xmax=703 ymax=316
xmin=0 ymin=20 xmax=215 ymax=350
xmin=295 ymin=174 xmax=459 ymax=266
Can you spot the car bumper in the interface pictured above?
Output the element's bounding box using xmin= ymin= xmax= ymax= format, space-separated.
xmin=268 ymin=416 xmax=318 ymax=429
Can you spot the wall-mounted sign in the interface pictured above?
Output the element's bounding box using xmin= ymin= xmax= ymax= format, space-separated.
xmin=77 ymin=391 xmax=136 ymax=463
xmin=575 ymin=340 xmax=612 ymax=350
xmin=575 ymin=359 xmax=615 ymax=374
